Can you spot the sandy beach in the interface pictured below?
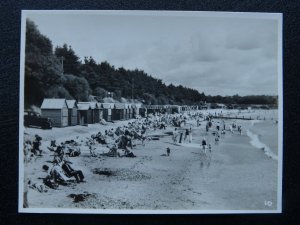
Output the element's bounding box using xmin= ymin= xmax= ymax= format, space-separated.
xmin=22 ymin=109 xmax=279 ymax=211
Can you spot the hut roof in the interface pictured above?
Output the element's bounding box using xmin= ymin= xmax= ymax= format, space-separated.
xmin=41 ymin=98 xmax=67 ymax=109
xmin=77 ymin=102 xmax=91 ymax=110
xmin=102 ymin=103 xmax=114 ymax=109
xmin=66 ymin=100 xmax=77 ymax=109
xmin=89 ymin=102 xmax=97 ymax=109
xmin=96 ymin=102 xmax=103 ymax=109
xmin=115 ymin=103 xmax=126 ymax=109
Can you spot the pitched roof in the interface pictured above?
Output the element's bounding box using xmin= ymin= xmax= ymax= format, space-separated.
xmin=89 ymin=102 xmax=97 ymax=109
xmin=77 ymin=102 xmax=91 ymax=110
xmin=66 ymin=100 xmax=77 ymax=109
xmin=41 ymin=98 xmax=67 ymax=109
xmin=102 ymin=103 xmax=114 ymax=109
xmin=114 ymin=103 xmax=126 ymax=109
xmin=96 ymin=103 xmax=103 ymax=109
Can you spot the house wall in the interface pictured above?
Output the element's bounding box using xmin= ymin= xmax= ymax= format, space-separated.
xmin=94 ymin=109 xmax=100 ymax=123
xmin=68 ymin=108 xmax=78 ymax=126
xmin=103 ymin=109 xmax=112 ymax=122
xmin=86 ymin=110 xmax=93 ymax=124
xmin=140 ymin=108 xmax=147 ymax=117
xmin=112 ymin=109 xmax=124 ymax=120
xmin=42 ymin=109 xmax=68 ymax=127
xmin=99 ymin=110 xmax=103 ymax=120
xmin=77 ymin=110 xmax=87 ymax=125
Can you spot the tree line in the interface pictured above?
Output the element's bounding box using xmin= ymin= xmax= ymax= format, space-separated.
xmin=24 ymin=19 xmax=277 ymax=108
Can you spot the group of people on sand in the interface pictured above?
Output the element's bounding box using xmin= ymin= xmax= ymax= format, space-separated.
xmin=23 ymin=109 xmax=247 ymax=209
xmin=24 ymin=135 xmax=43 ymax=161
xmin=44 ymin=140 xmax=85 ymax=188
xmin=42 ymin=157 xmax=85 ymax=189
xmin=169 ymin=111 xmax=245 ymax=155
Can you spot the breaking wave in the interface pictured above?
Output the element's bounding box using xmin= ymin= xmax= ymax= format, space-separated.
xmin=246 ymin=130 xmax=278 ymax=161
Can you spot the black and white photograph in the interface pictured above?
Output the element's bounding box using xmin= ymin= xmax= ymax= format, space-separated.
xmin=19 ymin=10 xmax=283 ymax=214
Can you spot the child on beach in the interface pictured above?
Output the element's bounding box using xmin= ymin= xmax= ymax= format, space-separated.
xmin=238 ymin=126 xmax=242 ymax=135
xmin=202 ymin=138 xmax=207 ymax=149
xmin=184 ymin=129 xmax=190 ymax=143
xmin=166 ymin=147 xmax=170 ymax=156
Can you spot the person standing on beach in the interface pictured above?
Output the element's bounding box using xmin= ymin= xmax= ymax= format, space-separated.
xmin=229 ymin=125 xmax=233 ymax=133
xmin=166 ymin=147 xmax=171 ymax=156
xmin=173 ymin=128 xmax=178 ymax=143
xmin=184 ymin=129 xmax=190 ymax=143
xmin=202 ymin=138 xmax=207 ymax=150
xmin=197 ymin=119 xmax=200 ymax=127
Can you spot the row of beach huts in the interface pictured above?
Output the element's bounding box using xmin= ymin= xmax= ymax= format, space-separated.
xmin=40 ymin=98 xmax=198 ymax=127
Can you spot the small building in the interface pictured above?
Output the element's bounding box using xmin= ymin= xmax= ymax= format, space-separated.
xmin=102 ymin=103 xmax=114 ymax=122
xmin=128 ymin=104 xmax=134 ymax=119
xmin=41 ymin=98 xmax=68 ymax=127
xmin=124 ymin=104 xmax=130 ymax=119
xmin=96 ymin=102 xmax=104 ymax=122
xmin=113 ymin=103 xmax=126 ymax=120
xmin=131 ymin=104 xmax=141 ymax=118
xmin=66 ymin=100 xmax=78 ymax=126
xmin=77 ymin=102 xmax=92 ymax=125
xmin=89 ymin=102 xmax=98 ymax=123
xmin=140 ymin=106 xmax=147 ymax=117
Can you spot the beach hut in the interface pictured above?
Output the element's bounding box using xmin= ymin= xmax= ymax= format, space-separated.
xmin=140 ymin=106 xmax=147 ymax=117
xmin=96 ymin=102 xmax=104 ymax=122
xmin=77 ymin=102 xmax=92 ymax=125
xmin=66 ymin=100 xmax=78 ymax=126
xmin=41 ymin=98 xmax=68 ymax=127
xmin=131 ymin=104 xmax=136 ymax=118
xmin=113 ymin=103 xmax=126 ymax=120
xmin=89 ymin=102 xmax=98 ymax=123
xmin=128 ymin=104 xmax=134 ymax=119
xmin=164 ymin=105 xmax=172 ymax=114
xmin=134 ymin=103 xmax=142 ymax=117
xmin=102 ymin=103 xmax=114 ymax=122
xmin=124 ymin=104 xmax=130 ymax=119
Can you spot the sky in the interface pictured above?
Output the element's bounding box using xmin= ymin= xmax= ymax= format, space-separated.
xmin=25 ymin=11 xmax=281 ymax=96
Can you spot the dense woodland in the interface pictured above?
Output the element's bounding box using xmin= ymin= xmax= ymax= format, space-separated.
xmin=25 ymin=19 xmax=277 ymax=108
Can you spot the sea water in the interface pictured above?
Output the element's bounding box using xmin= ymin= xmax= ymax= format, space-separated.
xmin=246 ymin=110 xmax=278 ymax=160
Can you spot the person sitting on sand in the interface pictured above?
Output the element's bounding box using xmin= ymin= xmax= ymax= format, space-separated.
xmin=32 ymin=135 xmax=42 ymax=156
xmin=221 ymin=130 xmax=226 ymax=136
xmin=61 ymin=160 xmax=84 ymax=183
xmin=45 ymin=161 xmax=74 ymax=185
xmin=107 ymin=129 xmax=115 ymax=139
xmin=53 ymin=146 xmax=65 ymax=163
xmin=215 ymin=135 xmax=220 ymax=144
xmin=24 ymin=140 xmax=33 ymax=162
xmin=108 ymin=144 xmax=119 ymax=157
